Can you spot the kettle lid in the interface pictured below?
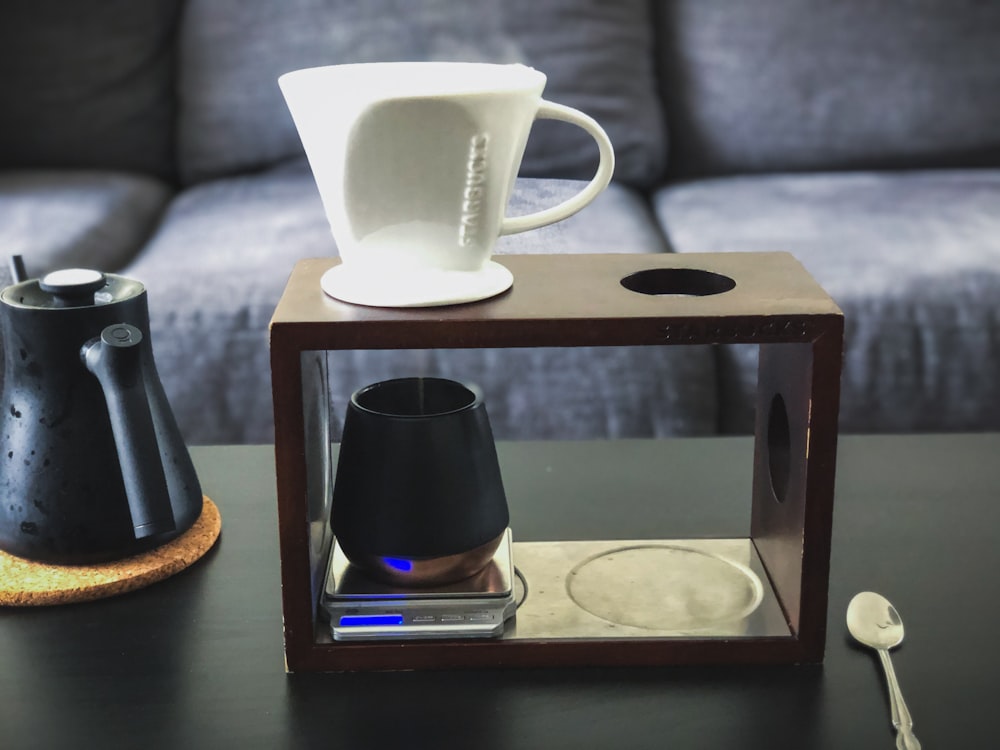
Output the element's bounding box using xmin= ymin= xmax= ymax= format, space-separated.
xmin=2 ymin=268 xmax=144 ymax=310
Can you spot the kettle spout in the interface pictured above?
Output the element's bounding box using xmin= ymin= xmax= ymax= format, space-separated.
xmin=82 ymin=323 xmax=176 ymax=539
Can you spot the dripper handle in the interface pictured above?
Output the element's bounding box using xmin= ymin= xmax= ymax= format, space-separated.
xmin=82 ymin=323 xmax=176 ymax=539
xmin=499 ymin=100 xmax=615 ymax=236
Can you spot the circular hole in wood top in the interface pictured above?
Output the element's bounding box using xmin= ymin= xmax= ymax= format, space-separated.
xmin=620 ymin=268 xmax=736 ymax=297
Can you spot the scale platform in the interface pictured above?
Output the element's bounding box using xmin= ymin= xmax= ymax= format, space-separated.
xmin=321 ymin=529 xmax=519 ymax=641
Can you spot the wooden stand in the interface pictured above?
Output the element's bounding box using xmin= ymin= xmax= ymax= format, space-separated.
xmin=269 ymin=252 xmax=843 ymax=672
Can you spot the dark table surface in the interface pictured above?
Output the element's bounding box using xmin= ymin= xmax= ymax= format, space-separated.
xmin=2 ymin=434 xmax=997 ymax=748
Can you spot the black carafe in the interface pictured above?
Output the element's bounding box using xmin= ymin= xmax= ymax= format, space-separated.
xmin=331 ymin=377 xmax=509 ymax=587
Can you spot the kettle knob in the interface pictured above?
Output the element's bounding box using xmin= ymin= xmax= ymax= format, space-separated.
xmin=39 ymin=269 xmax=108 ymax=306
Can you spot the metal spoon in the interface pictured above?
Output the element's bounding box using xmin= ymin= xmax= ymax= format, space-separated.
xmin=847 ymin=591 xmax=922 ymax=749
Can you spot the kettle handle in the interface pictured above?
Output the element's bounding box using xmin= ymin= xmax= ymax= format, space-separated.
xmin=82 ymin=324 xmax=176 ymax=539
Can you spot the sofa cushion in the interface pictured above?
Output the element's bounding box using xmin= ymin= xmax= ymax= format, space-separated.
xmin=498 ymin=178 xmax=669 ymax=255
xmin=0 ymin=0 xmax=182 ymax=180
xmin=124 ymin=162 xmax=715 ymax=444
xmin=654 ymin=169 xmax=1000 ymax=433
xmin=655 ymin=0 xmax=1000 ymax=177
xmin=0 ymin=170 xmax=172 ymax=276
xmin=503 ymin=0 xmax=666 ymax=188
xmin=177 ymin=0 xmax=665 ymax=188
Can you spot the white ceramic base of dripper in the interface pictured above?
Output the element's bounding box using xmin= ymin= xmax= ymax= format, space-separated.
xmin=320 ymin=260 xmax=513 ymax=308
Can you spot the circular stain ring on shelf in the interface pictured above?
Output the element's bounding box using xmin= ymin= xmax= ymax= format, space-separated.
xmin=566 ymin=544 xmax=764 ymax=632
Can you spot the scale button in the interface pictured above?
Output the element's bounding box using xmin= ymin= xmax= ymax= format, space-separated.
xmin=439 ymin=614 xmax=465 ymax=623
xmin=468 ymin=613 xmax=495 ymax=622
xmin=412 ymin=615 xmax=436 ymax=623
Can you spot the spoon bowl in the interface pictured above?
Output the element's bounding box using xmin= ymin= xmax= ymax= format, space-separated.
xmin=847 ymin=590 xmax=905 ymax=650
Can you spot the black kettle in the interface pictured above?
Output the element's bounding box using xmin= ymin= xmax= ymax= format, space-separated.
xmin=0 ymin=262 xmax=202 ymax=563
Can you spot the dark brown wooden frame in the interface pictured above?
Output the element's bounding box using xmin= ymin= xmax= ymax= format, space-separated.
xmin=269 ymin=253 xmax=843 ymax=672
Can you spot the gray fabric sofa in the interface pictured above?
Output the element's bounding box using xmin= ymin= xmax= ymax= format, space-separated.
xmin=2 ymin=0 xmax=998 ymax=445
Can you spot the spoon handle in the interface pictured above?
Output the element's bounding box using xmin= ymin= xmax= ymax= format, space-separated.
xmin=878 ymin=649 xmax=921 ymax=749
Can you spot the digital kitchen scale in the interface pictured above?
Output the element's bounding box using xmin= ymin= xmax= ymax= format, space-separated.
xmin=320 ymin=529 xmax=518 ymax=641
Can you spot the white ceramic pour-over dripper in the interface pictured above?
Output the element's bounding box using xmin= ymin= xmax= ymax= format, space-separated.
xmin=279 ymin=62 xmax=615 ymax=307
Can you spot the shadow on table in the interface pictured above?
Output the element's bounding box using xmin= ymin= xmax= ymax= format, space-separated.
xmin=0 ymin=548 xmax=220 ymax=748
xmin=285 ymin=662 xmax=826 ymax=749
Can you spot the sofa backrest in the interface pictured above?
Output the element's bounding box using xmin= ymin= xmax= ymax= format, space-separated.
xmin=0 ymin=0 xmax=182 ymax=182
xmin=655 ymin=0 xmax=1000 ymax=178
xmin=175 ymin=0 xmax=667 ymax=188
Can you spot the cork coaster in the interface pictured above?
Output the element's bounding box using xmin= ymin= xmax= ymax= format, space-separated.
xmin=0 ymin=497 xmax=221 ymax=607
